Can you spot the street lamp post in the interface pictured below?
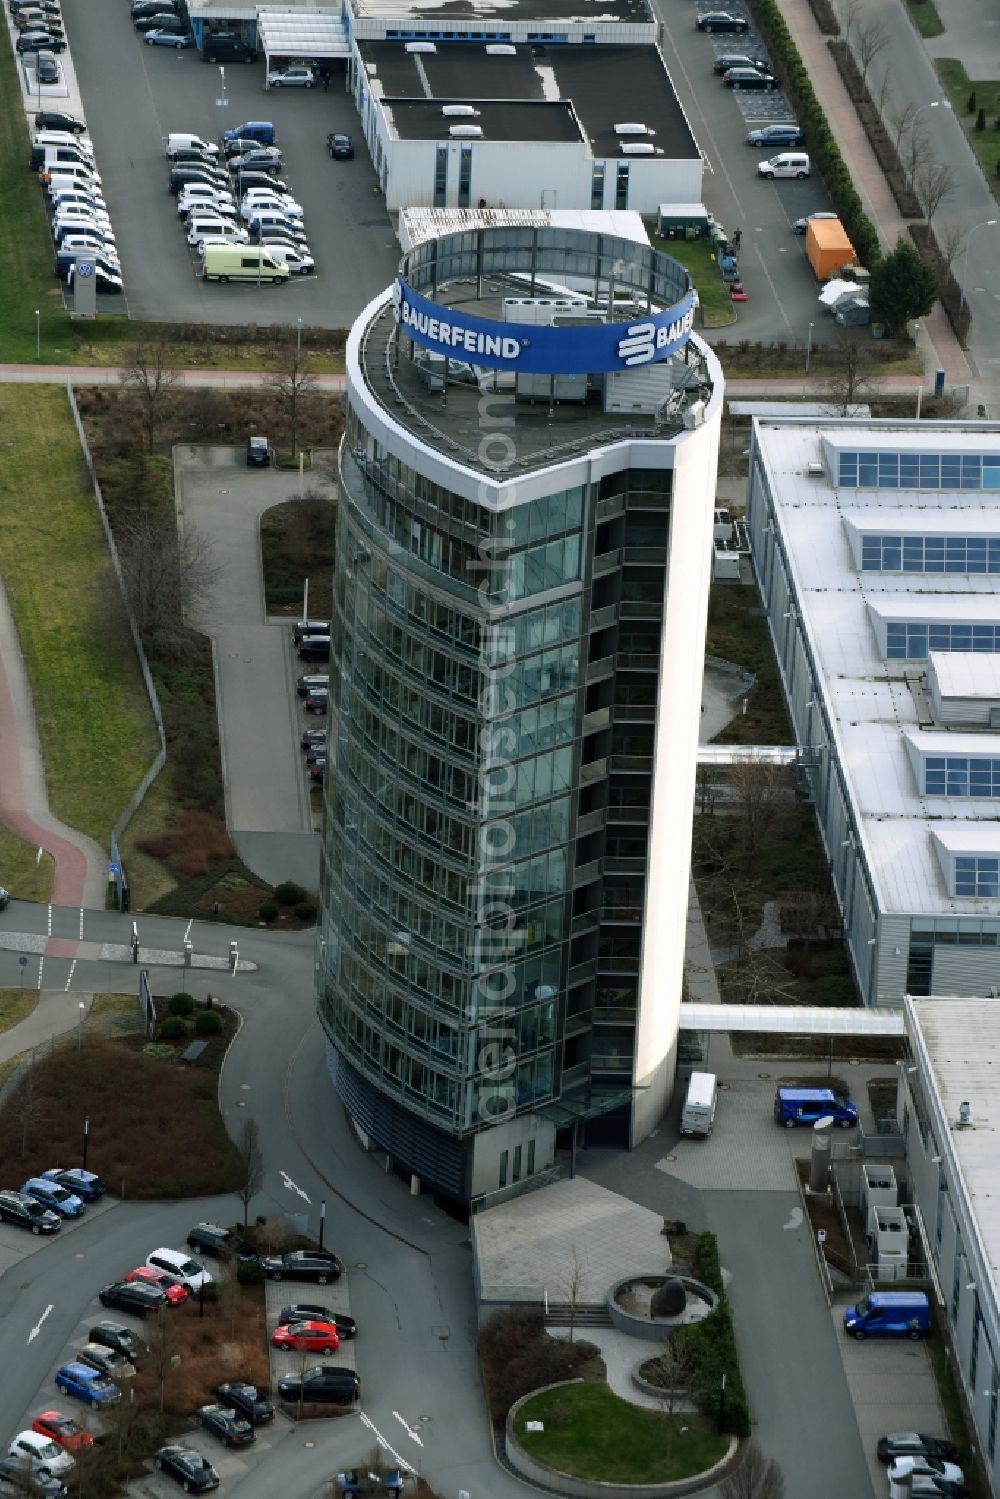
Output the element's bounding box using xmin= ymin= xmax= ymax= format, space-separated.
xmin=805 ymin=321 xmax=815 ymax=374
xmin=77 ymin=1000 xmax=85 ymax=1050
xmin=34 ymin=309 xmax=40 ymax=360
xmin=296 ymin=316 xmax=303 ymax=359
xmin=82 ymin=1117 xmax=89 ymax=1169
xmin=319 ymin=1198 xmax=326 ymax=1251
xmin=960 ymin=219 xmax=999 ymax=315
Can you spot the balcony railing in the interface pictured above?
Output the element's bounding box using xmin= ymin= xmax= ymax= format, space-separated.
xmin=593 ymin=549 xmax=623 ymax=576
xmin=586 ymin=655 xmax=614 ymax=683
xmin=576 ymin=808 xmax=605 ymax=837
xmin=568 ymin=958 xmax=598 ymax=986
xmin=580 ymin=757 xmax=609 ymax=783
xmin=589 ymin=604 xmax=619 ymax=631
xmin=583 ymin=707 xmax=612 ymax=735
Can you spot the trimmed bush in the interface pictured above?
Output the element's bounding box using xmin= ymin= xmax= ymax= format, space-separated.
xmin=258 ymin=901 xmax=279 ymax=923
xmin=168 ymin=992 xmax=195 ymax=1017
xmin=274 ymin=881 xmax=306 ymax=906
xmin=237 ymin=1259 xmax=265 ymax=1286
xmin=194 ymin=1010 xmax=223 ymax=1037
xmin=159 ymin=1016 xmax=188 ymax=1040
xmin=976 ymin=107 xmax=987 ymax=132
xmin=294 ymin=901 xmax=317 ymax=922
xmin=670 ymin=1233 xmax=751 ymax=1438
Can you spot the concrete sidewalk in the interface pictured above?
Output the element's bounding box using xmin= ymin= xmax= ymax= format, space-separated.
xmin=0 ymin=990 xmax=93 ymax=1066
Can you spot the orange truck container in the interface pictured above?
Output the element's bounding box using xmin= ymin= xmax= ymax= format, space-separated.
xmin=805 ymin=217 xmax=857 ymax=280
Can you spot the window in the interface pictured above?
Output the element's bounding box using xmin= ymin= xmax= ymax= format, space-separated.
xmin=526 ymin=1138 xmax=536 ymax=1175
xmin=457 ymin=145 xmax=472 ymax=209
xmin=925 ymin=756 xmax=1000 ymax=798
xmin=955 ymin=856 xmax=1000 ymax=898
xmin=885 ymin=621 xmax=1000 ymax=659
xmin=512 ymin=1144 xmax=522 ymax=1182
xmin=615 ymin=162 xmax=630 ymax=210
xmin=498 ymin=1149 xmax=508 ymax=1189
xmin=952 ymin=1257 xmax=963 ymax=1323
xmin=861 ymin=533 xmax=1000 ymax=574
xmin=433 ymin=145 xmax=448 ymax=208
xmin=839 ymin=449 xmax=1000 ymax=491
xmin=971 ymin=1301 xmax=981 ymax=1386
xmin=591 ymin=162 xmax=605 ymax=210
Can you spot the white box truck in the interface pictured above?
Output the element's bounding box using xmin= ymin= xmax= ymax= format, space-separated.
xmin=680 ymin=1071 xmax=718 ymax=1138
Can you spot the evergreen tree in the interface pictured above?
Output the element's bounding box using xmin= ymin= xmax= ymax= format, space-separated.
xmin=869 ymin=237 xmax=938 ymax=333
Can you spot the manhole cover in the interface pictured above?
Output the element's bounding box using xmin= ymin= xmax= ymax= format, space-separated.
xmin=758 ymin=1072 xmax=771 ymax=1079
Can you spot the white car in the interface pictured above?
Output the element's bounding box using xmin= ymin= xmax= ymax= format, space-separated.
xmin=46 ymin=175 xmax=103 ymax=199
xmin=51 ymin=200 xmax=110 ymax=225
xmin=265 ymin=64 xmax=314 ymax=87
xmin=195 ymin=232 xmax=249 ymax=252
xmin=186 ymin=215 xmax=248 ymax=246
xmin=8 ymin=1431 xmax=75 ymax=1477
xmin=165 ymin=132 xmax=218 ymax=159
xmin=264 ymin=240 xmax=314 ymax=274
xmin=178 ymin=192 xmax=236 ymax=219
xmin=145 ymin=1247 xmax=213 ymax=1292
xmin=887 ymin=1457 xmax=965 ymax=1488
xmin=240 ymin=193 xmax=303 ymax=221
xmin=59 ymin=234 xmax=118 ymax=260
xmin=54 ymin=212 xmax=113 ymax=237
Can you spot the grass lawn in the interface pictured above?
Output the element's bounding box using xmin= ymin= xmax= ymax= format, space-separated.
xmin=648 ymin=231 xmax=737 ymax=329
xmin=0 ymin=1027 xmax=244 ymax=1199
xmin=937 ymin=60 xmax=1000 ymax=192
xmin=0 ymin=388 xmax=159 ymax=845
xmin=514 ymin=1384 xmax=727 ymax=1483
xmin=906 ymin=0 xmax=944 ymax=36
xmin=0 ymin=826 xmax=54 ymax=903
xmin=0 ymin=988 xmax=39 ymax=1035
xmin=705 ymin=583 xmax=793 ymax=745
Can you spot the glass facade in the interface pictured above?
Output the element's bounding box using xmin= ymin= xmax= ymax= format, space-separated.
xmin=862 ymin=533 xmax=1000 ymax=574
xmin=838 ymin=450 xmax=1000 ymax=490
xmin=925 ymin=756 xmax=1000 ymax=798
xmin=885 ymin=621 xmax=1000 ymax=659
xmin=954 ymin=857 xmax=1000 ymax=899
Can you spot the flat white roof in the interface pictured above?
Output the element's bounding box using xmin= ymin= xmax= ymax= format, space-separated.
xmin=932 ymin=651 xmax=1000 ymax=699
xmin=399 ymin=206 xmax=650 ymax=251
xmin=848 ymin=511 xmax=1000 ymax=536
xmin=909 ymin=998 xmax=1000 ymax=1280
xmin=906 ymin=729 xmax=1000 ymax=758
xmin=754 ymin=419 xmax=1000 ymax=919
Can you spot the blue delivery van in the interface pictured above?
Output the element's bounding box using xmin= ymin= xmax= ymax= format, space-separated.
xmin=843 ymin=1291 xmax=931 ymax=1340
xmin=774 ymin=1086 xmax=858 ymax=1129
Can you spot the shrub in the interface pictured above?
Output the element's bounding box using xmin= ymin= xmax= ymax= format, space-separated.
xmin=274 ymin=881 xmax=306 ymax=906
xmin=194 ymin=1010 xmax=223 ymax=1037
xmin=294 ymin=900 xmax=317 ymax=922
xmin=968 ymin=91 xmax=977 ymax=113
xmin=159 ymin=1016 xmax=187 ymax=1040
xmin=168 ymin=992 xmax=195 ymax=1017
xmin=237 ymin=1259 xmax=265 ymax=1286
xmin=258 ymin=901 xmax=279 ymax=923
xmin=976 ymin=107 xmax=987 ymax=132
xmin=671 ymin=1234 xmax=750 ymax=1437
xmin=477 ymin=1308 xmax=602 ymax=1422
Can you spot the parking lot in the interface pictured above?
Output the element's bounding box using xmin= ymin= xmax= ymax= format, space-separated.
xmin=656 ymin=0 xmax=841 ymax=343
xmin=60 ymin=0 xmax=400 ymax=328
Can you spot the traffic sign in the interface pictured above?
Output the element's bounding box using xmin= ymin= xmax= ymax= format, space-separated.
xmin=18 ymin=956 xmax=27 ymax=969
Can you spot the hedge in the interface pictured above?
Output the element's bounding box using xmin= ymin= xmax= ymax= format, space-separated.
xmin=671 ymin=1233 xmax=751 ymax=1438
xmin=746 ymin=0 xmax=881 ymax=267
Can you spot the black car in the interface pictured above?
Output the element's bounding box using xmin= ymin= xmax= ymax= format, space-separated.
xmin=169 ymin=166 xmax=229 ymax=195
xmin=215 ymin=1382 xmax=275 ymax=1426
xmin=246 ymin=435 xmax=271 ymax=467
xmin=723 ymin=65 xmax=776 ymax=88
xmin=187 ymin=1223 xmax=259 ymax=1262
xmin=304 ymin=690 xmax=328 ymax=715
xmin=11 ymin=0 xmax=60 ymax=13
xmin=0 ymin=887 xmax=9 ymax=911
xmin=230 ymin=170 xmax=286 ymax=195
xmin=878 ymin=1434 xmax=962 ymax=1466
xmin=0 ymin=1190 xmax=60 ymax=1234
xmin=712 ymin=51 xmax=767 ymax=73
xmin=0 ymin=1458 xmax=65 ymax=1498
xmin=277 ymin=1365 xmax=360 ymax=1405
xmin=278 ymin=1303 xmax=357 ymax=1338
xmin=99 ymin=1280 xmax=168 ymax=1318
xmin=297 ymin=673 xmax=329 ymax=698
xmin=327 ymin=132 xmax=354 ymax=159
xmin=153 ymin=1446 xmax=219 ymax=1493
xmin=301 ymin=730 xmax=326 ymax=751
xmin=169 ymin=146 xmax=221 ymax=167
xmin=17 ymin=30 xmax=66 ymax=51
xmin=89 ymin=1320 xmax=146 ymax=1359
xmin=223 ymin=137 xmax=259 ymax=158
xmin=197 ymin=1404 xmax=255 ymax=1448
xmin=33 ymin=109 xmax=84 ymax=132
xmin=696 ymin=9 xmax=749 ymax=29
xmin=43 ymin=1168 xmax=104 ymax=1201
xmin=132 ymin=0 xmax=180 ymax=13
xmin=35 ymin=54 xmax=60 ymax=83
xmin=293 ymin=618 xmax=329 ymax=644
xmin=134 ymin=12 xmax=182 ymax=30
xmin=202 ymin=33 xmax=256 ymax=61
xmin=262 ymin=1249 xmax=342 ymax=1284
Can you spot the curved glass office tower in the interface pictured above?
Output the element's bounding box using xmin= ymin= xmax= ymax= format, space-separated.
xmin=317 ymin=227 xmax=723 ymax=1204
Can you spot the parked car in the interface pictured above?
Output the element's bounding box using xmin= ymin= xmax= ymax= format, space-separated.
xmin=153 ymin=1446 xmax=219 ymax=1493
xmin=145 ymin=28 xmax=191 ymax=45
xmin=54 ymin=1364 xmax=120 ymax=1409
xmin=165 ymin=133 xmax=219 ymax=159
xmin=0 ymin=1459 xmax=65 ymax=1498
xmin=230 ymin=170 xmax=286 ymax=195
xmin=304 ymin=743 xmax=326 ymax=767
xmin=7 ymin=1431 xmax=75 ymax=1478
xmin=877 ymin=1435 xmax=962 ymax=1466
xmin=42 ymin=1168 xmax=104 ymax=1201
xmin=297 ymin=674 xmax=329 ymax=698
xmin=228 ymin=148 xmax=283 ymax=173
xmin=774 ymin=1086 xmax=856 ymax=1127
xmin=696 ymin=9 xmax=748 ymax=30
xmin=31 ymin=1413 xmax=92 ymax=1454
xmin=146 ymin=1249 xmax=212 ymax=1292
xmin=746 ymin=123 xmax=803 ymax=146
xmin=21 ymin=1178 xmax=84 ymax=1218
xmin=278 ymin=1304 xmax=357 ymax=1337
xmin=201 ymin=33 xmax=256 ymax=62
xmin=0 ymin=887 xmax=9 ymax=911
xmin=271 ymin=1320 xmax=340 ymax=1355
xmin=304 ymin=691 xmax=328 ymax=715
xmin=17 ymin=31 xmax=66 ymax=52
xmin=88 ymin=1321 xmax=146 ymax=1360
xmin=223 ymin=120 xmax=276 ymax=145
xmin=0 ymin=1190 xmax=60 ymax=1234
xmin=309 ymin=761 xmax=326 ymax=784
xmin=33 ymin=109 xmax=84 ymax=132
xmin=260 ymin=239 xmax=314 ymax=274
xmin=301 ymin=730 xmax=326 ymax=751
xmin=246 ymin=435 xmax=271 ymax=466
xmin=215 ymin=1382 xmax=274 ymax=1425
xmin=262 ymin=1250 xmax=342 ymax=1284
xmin=186 ymin=1223 xmax=258 ymax=1262
xmin=196 ymin=1406 xmax=255 ymax=1449
xmin=297 ymin=636 xmax=330 ymax=663
xmin=888 ymin=1456 xmax=966 ymax=1485
xmin=132 ymin=0 xmax=181 ymax=15
xmin=66 ymin=263 xmax=123 ymax=295
xmin=75 ymin=1343 xmax=135 ymax=1381
xmin=266 ymin=65 xmax=314 ymax=87
xmin=723 ymin=65 xmax=775 ymax=88
xmin=133 ymin=12 xmax=181 ymax=30
xmin=712 ymin=51 xmax=767 ymax=73
xmin=35 ymin=54 xmax=60 ymax=84
xmin=793 ymin=209 xmax=838 ymax=234
xmin=908 ymin=1476 xmax=971 ymax=1499
xmin=124 ymin=1267 xmax=188 ymax=1305
xmin=240 ymin=190 xmax=303 ymax=220
xmin=326 ymin=132 xmax=354 ymax=159
xmin=98 ymin=1280 xmax=168 ymax=1318
xmin=276 ymin=1365 xmax=360 ymax=1405
xmin=293 ymin=618 xmax=329 ymax=644
xmin=169 ymin=166 xmax=229 ymax=195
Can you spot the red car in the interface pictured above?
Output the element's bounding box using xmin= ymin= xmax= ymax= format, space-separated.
xmin=125 ymin=1267 xmax=188 ymax=1305
xmin=271 ymin=1320 xmax=340 ymax=1355
xmin=32 ymin=1411 xmax=93 ymax=1452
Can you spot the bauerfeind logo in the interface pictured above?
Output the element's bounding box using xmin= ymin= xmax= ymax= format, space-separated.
xmin=617 ymin=310 xmax=694 ymax=366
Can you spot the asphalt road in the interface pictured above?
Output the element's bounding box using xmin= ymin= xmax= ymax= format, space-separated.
xmin=60 ymin=0 xmax=400 ymax=329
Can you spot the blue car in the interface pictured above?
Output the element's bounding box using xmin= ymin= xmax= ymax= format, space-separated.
xmin=22 ymin=1176 xmax=85 ymax=1217
xmin=55 ymin=1362 xmax=121 ymax=1408
xmin=43 ymin=1167 xmax=105 ymax=1201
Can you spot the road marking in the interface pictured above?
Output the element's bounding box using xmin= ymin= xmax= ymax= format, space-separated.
xmin=64 ymin=960 xmax=77 ymax=990
xmin=279 ymin=1170 xmax=311 ymax=1204
xmin=28 ymin=1304 xmax=54 ymax=1344
xmin=783 ymin=1206 xmax=804 ymax=1231
xmin=393 ymin=1411 xmax=424 ymax=1447
xmin=360 ymin=1413 xmax=416 ymax=1473
xmin=78 ymin=908 xmax=84 ymax=940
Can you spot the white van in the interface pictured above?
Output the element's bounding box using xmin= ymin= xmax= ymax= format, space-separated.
xmin=35 ymin=132 xmax=95 ymax=156
xmin=165 ymin=132 xmax=219 ymax=159
xmin=201 ymin=244 xmax=289 ymax=283
xmin=43 ymin=163 xmax=102 ymax=191
xmin=757 ymin=152 xmax=810 ymax=179
xmin=680 ymin=1071 xmax=718 ymax=1138
xmin=186 ymin=214 xmax=248 ymax=247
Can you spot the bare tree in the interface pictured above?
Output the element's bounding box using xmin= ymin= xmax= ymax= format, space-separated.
xmin=820 ymin=341 xmax=881 ymax=416
xmin=147 ymin=1310 xmax=180 ymax=1415
xmin=13 ymin=1054 xmax=48 ymax=1159
xmin=726 ymin=757 xmax=792 ymax=865
xmin=841 ymin=0 xmax=864 ymax=47
xmin=119 ymin=340 xmax=181 ymax=454
xmin=557 ymin=1247 xmax=587 ymax=1343
xmin=875 ymin=70 xmax=893 ymax=118
xmin=855 ymin=17 xmax=891 ymax=85
xmin=916 ymin=160 xmax=957 ymax=229
xmin=236 ymin=1118 xmax=265 ymax=1227
xmin=256 ymin=1214 xmax=294 ymax=1255
xmin=115 ymin=512 xmax=219 ymax=643
xmin=649 ymin=1340 xmax=695 ymax=1423
xmin=888 ymin=100 xmax=918 ymax=152
xmin=720 ymin=1441 xmax=785 ymax=1499
xmin=935 ymin=220 xmax=967 ymax=277
xmin=267 ymin=340 xmax=319 ymax=456
xmin=217 ymin=1257 xmax=243 ymax=1341
xmin=900 ymin=118 xmax=932 ymax=183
